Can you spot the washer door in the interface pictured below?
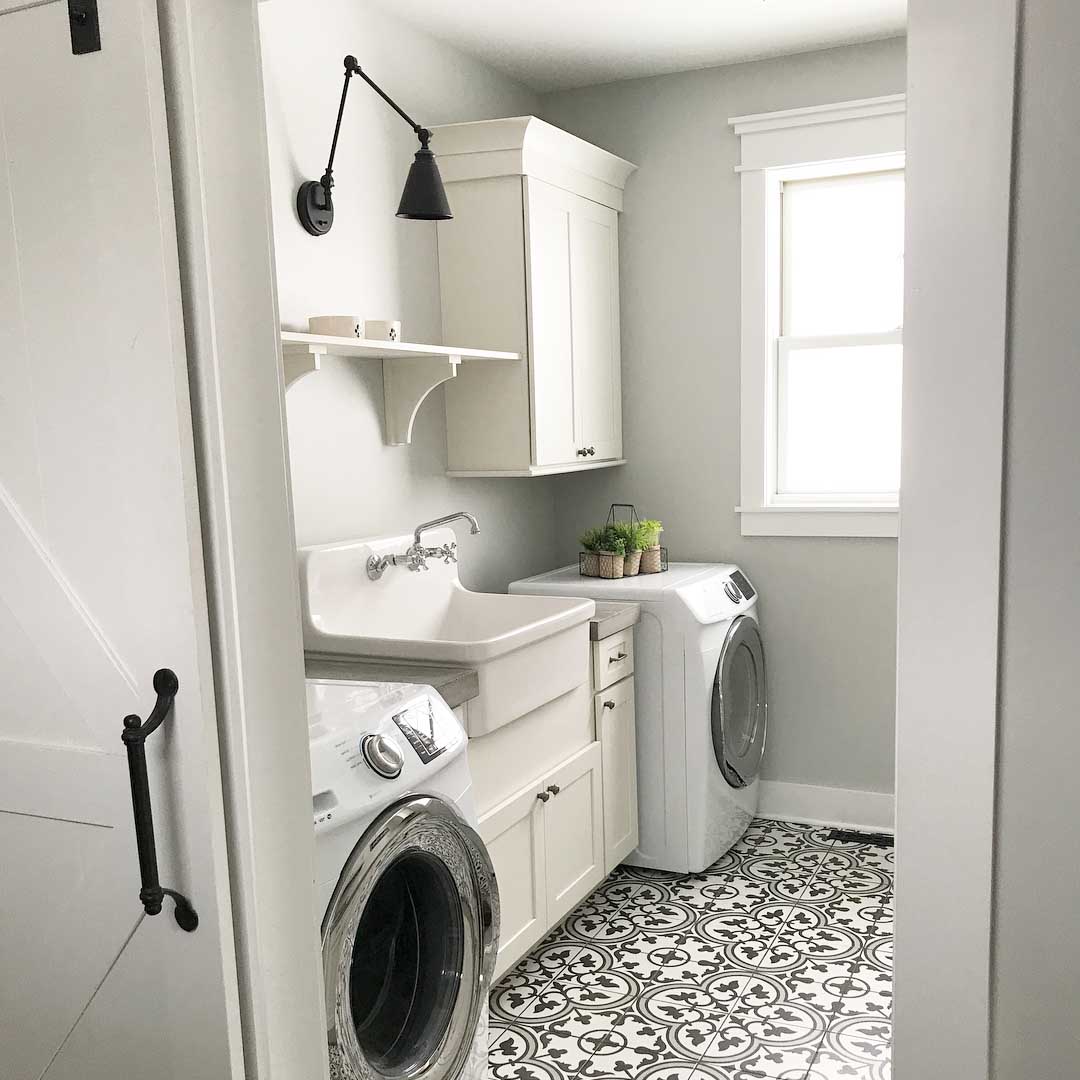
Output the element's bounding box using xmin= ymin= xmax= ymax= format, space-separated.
xmin=711 ymin=616 xmax=768 ymax=789
xmin=321 ymin=796 xmax=499 ymax=1080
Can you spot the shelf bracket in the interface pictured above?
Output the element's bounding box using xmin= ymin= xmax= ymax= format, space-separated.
xmin=282 ymin=342 xmax=324 ymax=388
xmin=383 ymin=354 xmax=461 ymax=445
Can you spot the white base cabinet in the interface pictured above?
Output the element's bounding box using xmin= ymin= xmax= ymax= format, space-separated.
xmin=479 ymin=742 xmax=604 ymax=981
xmin=542 ymin=742 xmax=606 ymax=926
xmin=477 ymin=778 xmax=547 ymax=980
xmin=596 ymin=677 xmax=639 ymax=873
xmin=470 ymin=616 xmax=640 ymax=982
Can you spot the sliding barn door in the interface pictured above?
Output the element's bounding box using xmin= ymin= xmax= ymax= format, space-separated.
xmin=0 ymin=1 xmax=244 ymax=1076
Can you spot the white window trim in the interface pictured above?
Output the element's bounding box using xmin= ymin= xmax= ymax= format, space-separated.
xmin=731 ymin=96 xmax=906 ymax=538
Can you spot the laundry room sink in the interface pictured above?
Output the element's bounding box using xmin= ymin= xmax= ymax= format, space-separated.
xmin=299 ymin=531 xmax=594 ymax=737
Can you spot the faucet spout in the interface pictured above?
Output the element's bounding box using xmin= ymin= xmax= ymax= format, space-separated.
xmin=413 ymin=511 xmax=480 ymax=546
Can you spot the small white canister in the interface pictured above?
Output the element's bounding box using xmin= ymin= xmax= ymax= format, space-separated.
xmin=308 ymin=315 xmax=363 ymax=338
xmin=364 ymin=319 xmax=402 ymax=342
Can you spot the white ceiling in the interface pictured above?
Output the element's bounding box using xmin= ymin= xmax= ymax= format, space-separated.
xmin=372 ymin=0 xmax=907 ymax=93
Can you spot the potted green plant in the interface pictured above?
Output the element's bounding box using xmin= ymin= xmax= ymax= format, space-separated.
xmin=611 ymin=520 xmax=649 ymax=576
xmin=639 ymin=519 xmax=664 ymax=573
xmin=578 ymin=526 xmax=605 ymax=577
xmin=596 ymin=525 xmax=627 ymax=579
xmin=579 ymin=525 xmax=627 ymax=579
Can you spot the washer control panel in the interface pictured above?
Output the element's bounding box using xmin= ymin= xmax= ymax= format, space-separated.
xmin=729 ymin=569 xmax=755 ymax=600
xmin=679 ymin=565 xmax=758 ymax=624
xmin=306 ymin=679 xmax=467 ymax=830
xmin=392 ymin=698 xmax=448 ymax=764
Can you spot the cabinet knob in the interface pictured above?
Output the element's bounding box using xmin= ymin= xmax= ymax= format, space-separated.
xmin=546 ymin=784 xmax=561 ymax=795
xmin=603 ymin=700 xmax=616 ymax=710
xmin=536 ymin=790 xmax=551 ymax=803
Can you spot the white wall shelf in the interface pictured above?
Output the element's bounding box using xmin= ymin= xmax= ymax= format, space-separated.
xmin=280 ymin=331 xmax=521 ymax=446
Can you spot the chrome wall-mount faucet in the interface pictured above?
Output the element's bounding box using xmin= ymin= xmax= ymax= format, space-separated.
xmin=366 ymin=512 xmax=480 ymax=580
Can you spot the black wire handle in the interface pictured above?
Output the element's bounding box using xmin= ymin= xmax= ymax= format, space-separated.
xmin=120 ymin=669 xmax=199 ymax=932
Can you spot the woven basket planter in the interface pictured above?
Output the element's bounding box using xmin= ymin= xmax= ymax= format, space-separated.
xmin=623 ymin=550 xmax=642 ymax=576
xmin=597 ymin=550 xmax=625 ymax=579
xmin=580 ymin=552 xmax=601 ymax=577
xmin=640 ymin=546 xmax=663 ymax=574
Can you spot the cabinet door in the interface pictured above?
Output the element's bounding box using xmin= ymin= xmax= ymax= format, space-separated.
xmin=524 ymin=177 xmax=578 ymax=467
xmin=541 ymin=742 xmax=606 ymax=927
xmin=479 ymin=782 xmax=547 ymax=982
xmin=596 ymin=679 xmax=639 ymax=873
xmin=569 ymin=197 xmax=623 ymax=462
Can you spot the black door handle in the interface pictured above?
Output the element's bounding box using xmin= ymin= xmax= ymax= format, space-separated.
xmin=121 ymin=668 xmax=199 ymax=932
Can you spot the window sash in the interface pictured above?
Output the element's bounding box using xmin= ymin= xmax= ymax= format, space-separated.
xmin=770 ymin=331 xmax=902 ymax=506
xmin=780 ymin=168 xmax=905 ymax=338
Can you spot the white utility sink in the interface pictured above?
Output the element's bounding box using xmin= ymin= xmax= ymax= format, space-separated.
xmin=299 ymin=530 xmax=594 ymax=736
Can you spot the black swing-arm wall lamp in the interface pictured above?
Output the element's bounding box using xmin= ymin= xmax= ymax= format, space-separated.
xmin=296 ymin=54 xmax=452 ymax=236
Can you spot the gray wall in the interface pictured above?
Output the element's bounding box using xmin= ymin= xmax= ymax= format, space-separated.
xmin=259 ymin=0 xmax=559 ymax=592
xmin=260 ymin=6 xmax=904 ymax=796
xmin=539 ymin=39 xmax=906 ymax=794
xmin=992 ymin=0 xmax=1080 ymax=1071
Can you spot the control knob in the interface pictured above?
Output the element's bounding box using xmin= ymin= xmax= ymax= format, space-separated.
xmin=361 ymin=733 xmax=404 ymax=779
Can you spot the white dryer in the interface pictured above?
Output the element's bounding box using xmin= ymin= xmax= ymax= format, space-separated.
xmin=307 ymin=679 xmax=498 ymax=1080
xmin=510 ymin=563 xmax=767 ymax=874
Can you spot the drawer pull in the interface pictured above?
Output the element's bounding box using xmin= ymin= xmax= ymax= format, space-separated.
xmin=603 ymin=700 xmax=616 ymax=710
xmin=536 ymin=790 xmax=551 ymax=803
xmin=546 ymin=784 xmax=561 ymax=796
xmin=609 ymin=652 xmax=628 ymax=663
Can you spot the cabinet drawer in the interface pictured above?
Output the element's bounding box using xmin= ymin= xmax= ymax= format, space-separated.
xmin=592 ymin=628 xmax=634 ymax=690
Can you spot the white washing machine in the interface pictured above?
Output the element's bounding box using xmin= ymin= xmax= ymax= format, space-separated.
xmin=510 ymin=563 xmax=767 ymax=874
xmin=307 ymin=679 xmax=498 ymax=1080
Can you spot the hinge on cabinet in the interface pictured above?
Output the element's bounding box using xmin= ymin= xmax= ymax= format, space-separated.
xmin=68 ymin=0 xmax=101 ymax=55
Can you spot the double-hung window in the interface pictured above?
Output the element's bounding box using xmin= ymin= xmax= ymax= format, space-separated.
xmin=731 ymin=96 xmax=906 ymax=536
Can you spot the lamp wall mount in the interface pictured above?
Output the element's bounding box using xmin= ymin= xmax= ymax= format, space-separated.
xmin=297 ymin=55 xmax=451 ymax=236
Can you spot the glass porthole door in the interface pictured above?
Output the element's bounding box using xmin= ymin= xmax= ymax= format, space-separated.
xmin=711 ymin=616 xmax=768 ymax=788
xmin=321 ymin=796 xmax=499 ymax=1080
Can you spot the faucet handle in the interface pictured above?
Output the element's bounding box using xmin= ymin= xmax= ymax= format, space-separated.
xmin=405 ymin=545 xmax=429 ymax=573
xmin=442 ymin=542 xmax=458 ymax=564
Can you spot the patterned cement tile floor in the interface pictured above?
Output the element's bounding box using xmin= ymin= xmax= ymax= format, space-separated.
xmin=488 ymin=819 xmax=893 ymax=1080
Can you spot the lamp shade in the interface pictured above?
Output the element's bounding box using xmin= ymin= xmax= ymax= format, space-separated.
xmin=396 ymin=146 xmax=453 ymax=220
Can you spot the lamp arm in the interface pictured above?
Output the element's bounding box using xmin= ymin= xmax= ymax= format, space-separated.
xmin=346 ymin=57 xmax=427 ymax=142
xmin=317 ymin=62 xmax=356 ymax=205
xmin=318 ymin=55 xmax=431 ymax=211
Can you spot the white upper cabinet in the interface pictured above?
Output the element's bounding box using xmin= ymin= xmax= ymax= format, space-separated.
xmin=433 ymin=117 xmax=635 ymax=477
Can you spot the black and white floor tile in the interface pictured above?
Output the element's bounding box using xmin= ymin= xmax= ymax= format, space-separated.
xmin=488 ymin=819 xmax=893 ymax=1080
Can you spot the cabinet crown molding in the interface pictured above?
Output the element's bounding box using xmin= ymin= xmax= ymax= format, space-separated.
xmin=430 ymin=115 xmax=637 ymax=211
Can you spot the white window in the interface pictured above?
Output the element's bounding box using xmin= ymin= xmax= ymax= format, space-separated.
xmin=731 ymin=96 xmax=906 ymax=537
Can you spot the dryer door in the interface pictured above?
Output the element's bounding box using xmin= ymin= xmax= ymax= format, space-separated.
xmin=321 ymin=796 xmax=499 ymax=1080
xmin=711 ymin=616 xmax=768 ymax=789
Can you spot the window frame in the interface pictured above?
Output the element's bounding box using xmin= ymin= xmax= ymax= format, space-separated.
xmin=731 ymin=96 xmax=906 ymax=537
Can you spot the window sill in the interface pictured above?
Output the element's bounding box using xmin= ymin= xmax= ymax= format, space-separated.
xmin=736 ymin=505 xmax=898 ymax=538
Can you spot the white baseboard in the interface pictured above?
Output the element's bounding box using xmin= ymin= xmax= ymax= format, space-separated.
xmin=757 ymin=780 xmax=895 ymax=834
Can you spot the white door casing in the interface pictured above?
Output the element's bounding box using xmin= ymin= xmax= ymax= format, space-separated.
xmin=0 ymin=2 xmax=243 ymax=1077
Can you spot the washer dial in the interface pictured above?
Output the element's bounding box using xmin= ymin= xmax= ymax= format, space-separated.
xmin=361 ymin=733 xmax=404 ymax=779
